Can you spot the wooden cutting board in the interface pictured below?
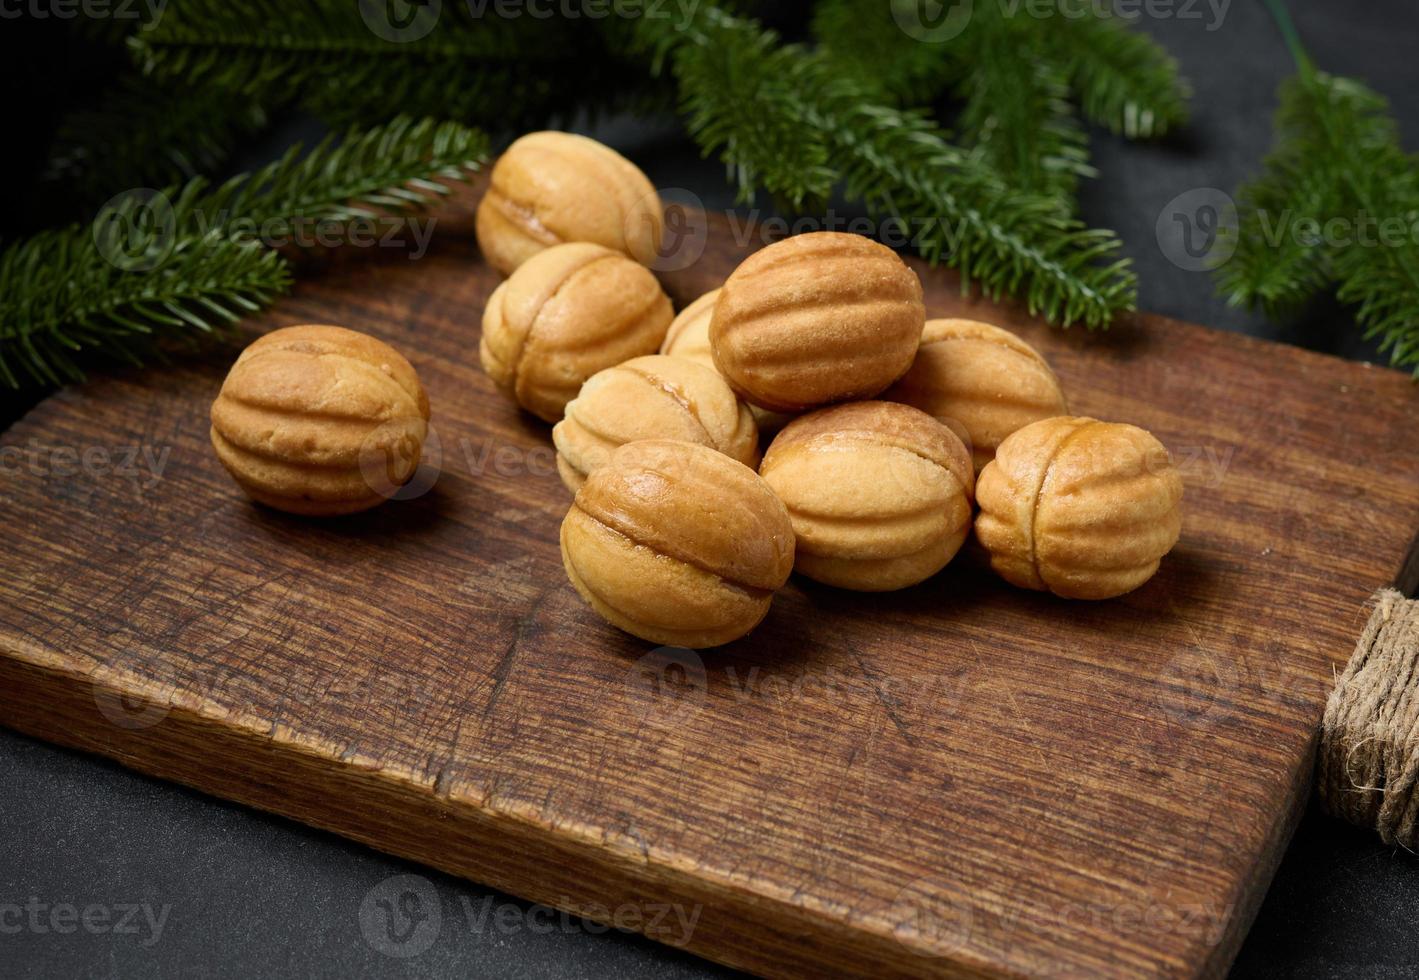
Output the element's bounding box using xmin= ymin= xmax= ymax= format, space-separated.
xmin=3 ymin=186 xmax=1418 ymax=978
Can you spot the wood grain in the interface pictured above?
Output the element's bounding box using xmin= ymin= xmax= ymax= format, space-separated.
xmin=3 ymin=186 xmax=1418 ymax=978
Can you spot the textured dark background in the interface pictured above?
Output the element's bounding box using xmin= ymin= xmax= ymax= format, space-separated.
xmin=3 ymin=2 xmax=1419 ymax=977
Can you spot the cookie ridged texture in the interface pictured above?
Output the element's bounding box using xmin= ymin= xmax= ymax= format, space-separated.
xmin=760 ymin=402 xmax=974 ymax=591
xmin=885 ymin=318 xmax=1068 ymax=474
xmin=976 ymin=416 xmax=1183 ymax=599
xmin=552 ymin=355 xmax=758 ymax=492
xmin=209 ymin=325 xmax=429 ymax=515
xmin=662 ymin=287 xmax=794 ymax=435
xmin=710 ymin=232 xmax=925 ymax=413
xmin=475 ymin=131 xmax=663 ymax=276
xmin=561 ymin=440 xmax=795 ymax=647
xmin=479 ymin=242 xmax=673 ymax=422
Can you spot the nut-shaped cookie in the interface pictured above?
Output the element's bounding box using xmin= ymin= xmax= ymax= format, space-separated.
xmin=659 ymin=288 xmax=720 ymax=369
xmin=476 ymin=131 xmax=662 ymax=276
xmin=661 ymin=288 xmax=794 ymax=434
xmin=552 ymin=354 xmax=758 ymax=492
xmin=210 ymin=325 xmax=430 ymax=516
xmin=480 ymin=242 xmax=673 ymax=422
xmin=561 ymin=440 xmax=795 ymax=648
xmin=975 ymin=416 xmax=1183 ymax=599
xmin=710 ymin=232 xmax=924 ymax=412
xmin=885 ymin=318 xmax=1068 ymax=474
xmin=759 ymin=401 xmax=974 ymax=592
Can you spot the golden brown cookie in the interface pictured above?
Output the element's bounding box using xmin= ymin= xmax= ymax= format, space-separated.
xmin=759 ymin=401 xmax=974 ymax=591
xmin=553 ymin=354 xmax=758 ymax=492
xmin=710 ymin=232 xmax=924 ymax=413
xmin=561 ymin=440 xmax=795 ymax=648
xmin=660 ymin=288 xmax=793 ymax=435
xmin=885 ymin=318 xmax=1068 ymax=474
xmin=479 ymin=242 xmax=672 ymax=422
xmin=210 ymin=325 xmax=430 ymax=516
xmin=475 ymin=131 xmax=662 ymax=275
xmin=975 ymin=416 xmax=1184 ymax=599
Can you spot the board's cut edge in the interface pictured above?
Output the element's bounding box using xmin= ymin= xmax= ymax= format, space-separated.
xmin=0 ymin=642 xmax=1020 ymax=979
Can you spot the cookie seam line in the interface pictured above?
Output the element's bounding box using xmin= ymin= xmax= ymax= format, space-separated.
xmin=917 ymin=330 xmax=1048 ymax=369
xmin=767 ymin=433 xmax=969 ymax=497
xmin=573 ymin=504 xmax=778 ymax=597
xmin=620 ymin=364 xmax=717 ymax=446
xmin=512 ymin=251 xmax=621 ymax=402
xmin=485 ymin=188 xmax=563 ymax=248
xmin=236 ymin=344 xmax=423 ymax=413
xmin=1028 ymin=419 xmax=1097 ymax=592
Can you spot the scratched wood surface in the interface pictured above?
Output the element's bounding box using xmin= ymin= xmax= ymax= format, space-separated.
xmin=3 ymin=186 xmax=1419 ymax=978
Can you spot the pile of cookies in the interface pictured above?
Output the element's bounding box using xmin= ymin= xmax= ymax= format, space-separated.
xmin=209 ymin=131 xmax=1183 ymax=649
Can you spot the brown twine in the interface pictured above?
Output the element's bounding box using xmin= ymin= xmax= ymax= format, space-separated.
xmin=1317 ymin=589 xmax=1419 ymax=849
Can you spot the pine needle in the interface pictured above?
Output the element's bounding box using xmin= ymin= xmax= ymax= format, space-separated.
xmin=0 ymin=117 xmax=488 ymax=388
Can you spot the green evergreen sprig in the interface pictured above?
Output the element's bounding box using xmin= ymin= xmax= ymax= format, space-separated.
xmin=129 ymin=0 xmax=661 ymax=132
xmin=660 ymin=18 xmax=837 ymax=208
xmin=0 ymin=218 xmax=290 ymax=389
xmin=1038 ymin=11 xmax=1190 ymax=139
xmin=1218 ymin=0 xmax=1419 ymax=374
xmin=817 ymin=78 xmax=1135 ymax=325
xmin=952 ymin=13 xmax=1094 ymax=207
xmin=811 ymin=0 xmax=1183 ymax=203
xmin=1 ymin=117 xmax=487 ymax=388
xmin=809 ymin=0 xmax=961 ymax=104
xmin=626 ymin=5 xmax=1137 ymax=326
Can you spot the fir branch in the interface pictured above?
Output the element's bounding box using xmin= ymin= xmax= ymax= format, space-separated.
xmin=1324 ymin=101 xmax=1419 ymax=373
xmin=0 ymin=224 xmax=290 ymax=389
xmin=197 ymin=116 xmax=488 ymax=227
xmin=809 ymin=0 xmax=960 ymax=104
xmin=953 ymin=11 xmax=1094 ymax=208
xmin=1039 ymin=9 xmax=1189 ymax=138
xmin=1 ymin=117 xmax=487 ymax=388
xmin=625 ymin=6 xmax=1136 ymax=327
xmin=664 ymin=21 xmax=836 ymax=208
xmin=815 ymin=76 xmax=1135 ymax=326
xmin=1215 ymin=72 xmax=1358 ymax=316
xmin=43 ymin=72 xmax=274 ymax=208
xmin=130 ymin=0 xmax=539 ymax=91
xmin=1221 ymin=69 xmax=1419 ymax=373
xmin=129 ymin=1 xmax=646 ymax=132
xmin=1217 ymin=159 xmax=1338 ymax=318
